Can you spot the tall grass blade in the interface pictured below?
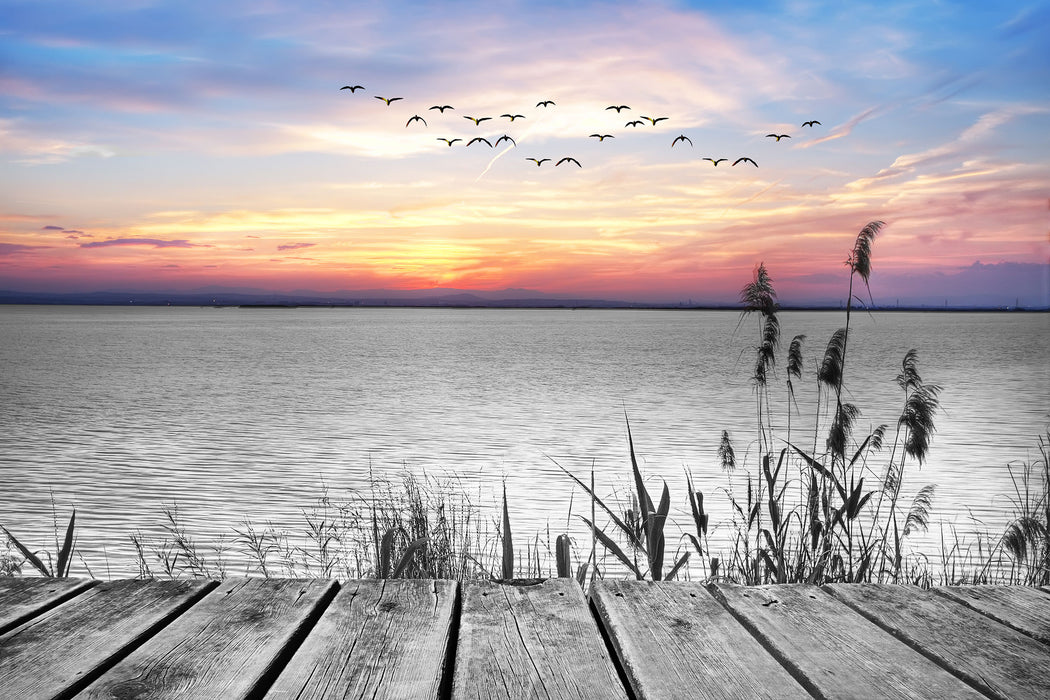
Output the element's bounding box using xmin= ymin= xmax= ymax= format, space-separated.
xmin=580 ymin=515 xmax=642 ymax=579
xmin=501 ymin=484 xmax=514 ymax=580
xmin=56 ymin=509 xmax=76 ymax=577
xmin=392 ymin=537 xmax=428 ymax=578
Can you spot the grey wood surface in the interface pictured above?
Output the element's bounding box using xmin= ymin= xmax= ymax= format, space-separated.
xmin=452 ymin=578 xmax=627 ymax=700
xmin=78 ymin=578 xmax=336 ymax=700
xmin=712 ymin=583 xmax=986 ymax=699
xmin=936 ymin=583 xmax=1050 ymax=644
xmin=265 ymin=579 xmax=456 ymax=700
xmin=592 ymin=580 xmax=809 ymax=699
xmin=0 ymin=577 xmax=96 ymax=635
xmin=825 ymin=583 xmax=1050 ymax=700
xmin=0 ymin=578 xmax=214 ymax=700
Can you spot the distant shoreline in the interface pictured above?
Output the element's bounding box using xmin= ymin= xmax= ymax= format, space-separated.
xmin=0 ymin=299 xmax=1045 ymax=312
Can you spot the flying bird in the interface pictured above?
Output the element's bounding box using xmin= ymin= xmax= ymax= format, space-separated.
xmin=406 ymin=115 xmax=427 ymax=127
xmin=467 ymin=137 xmax=493 ymax=147
xmin=605 ymin=105 xmax=630 ymax=112
xmin=672 ymin=135 xmax=692 ymax=147
xmin=802 ymin=120 xmax=821 ymax=127
xmin=733 ymin=157 xmax=758 ymax=167
xmin=625 ymin=120 xmax=644 ymax=128
xmin=556 ymin=157 xmax=581 ymax=167
xmin=526 ymin=157 xmax=550 ymax=166
xmin=536 ymin=100 xmax=556 ymax=107
xmin=702 ymin=157 xmax=727 ymax=166
xmin=766 ymin=133 xmax=791 ymax=141
xmin=589 ymin=134 xmax=614 ymax=141
xmin=340 ymin=85 xmax=364 ymax=92
xmin=375 ymin=96 xmax=403 ymax=105
xmin=501 ymin=114 xmax=526 ymax=121
xmin=495 ymin=134 xmax=516 ymax=146
xmin=642 ymin=116 xmax=668 ymax=125
xmin=429 ymin=105 xmax=454 ymax=112
xmin=437 ymin=138 xmax=462 ymax=147
xmin=464 ymin=115 xmax=492 ymax=125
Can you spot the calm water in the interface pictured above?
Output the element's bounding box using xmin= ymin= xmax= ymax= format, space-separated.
xmin=1 ymin=305 xmax=1047 ymax=577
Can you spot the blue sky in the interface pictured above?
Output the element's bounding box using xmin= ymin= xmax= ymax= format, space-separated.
xmin=2 ymin=0 xmax=1048 ymax=305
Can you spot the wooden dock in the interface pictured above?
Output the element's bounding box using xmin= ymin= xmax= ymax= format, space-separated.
xmin=2 ymin=578 xmax=1048 ymax=699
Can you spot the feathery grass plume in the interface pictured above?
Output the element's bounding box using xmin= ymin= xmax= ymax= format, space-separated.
xmin=900 ymin=382 xmax=942 ymax=463
xmin=903 ymin=484 xmax=936 ymax=537
xmin=718 ymin=430 xmax=736 ymax=471
xmin=896 ymin=348 xmax=922 ymax=391
xmin=787 ymin=334 xmax=805 ymax=383
xmin=818 ymin=328 xmax=848 ymax=390
xmin=849 ymin=220 xmax=884 ymax=293
xmin=739 ymin=263 xmax=780 ymax=388
xmin=827 ymin=401 xmax=861 ymax=462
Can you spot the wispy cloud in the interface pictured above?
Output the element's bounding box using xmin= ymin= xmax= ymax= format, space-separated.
xmin=79 ymin=238 xmax=208 ymax=249
xmin=276 ymin=242 xmax=316 ymax=251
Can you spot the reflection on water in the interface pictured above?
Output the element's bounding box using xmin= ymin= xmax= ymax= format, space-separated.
xmin=1 ymin=306 xmax=1047 ymax=577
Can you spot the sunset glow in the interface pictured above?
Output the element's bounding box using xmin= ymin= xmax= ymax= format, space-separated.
xmin=2 ymin=1 xmax=1048 ymax=306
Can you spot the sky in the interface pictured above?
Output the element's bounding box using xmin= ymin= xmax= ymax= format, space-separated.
xmin=2 ymin=0 xmax=1049 ymax=306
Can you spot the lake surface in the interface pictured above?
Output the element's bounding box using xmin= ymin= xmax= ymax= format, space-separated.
xmin=1 ymin=305 xmax=1047 ymax=578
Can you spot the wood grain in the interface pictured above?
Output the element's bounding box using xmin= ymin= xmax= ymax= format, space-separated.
xmin=592 ymin=580 xmax=809 ymax=699
xmin=935 ymin=584 xmax=1050 ymax=644
xmin=0 ymin=577 xmax=96 ymax=635
xmin=712 ymin=583 xmax=986 ymax=699
xmin=826 ymin=583 xmax=1050 ymax=700
xmin=453 ymin=578 xmax=627 ymax=699
xmin=265 ymin=579 xmax=456 ymax=699
xmin=79 ymin=578 xmax=336 ymax=700
xmin=0 ymin=578 xmax=214 ymax=700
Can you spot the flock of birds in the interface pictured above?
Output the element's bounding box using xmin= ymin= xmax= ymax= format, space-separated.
xmin=340 ymin=84 xmax=822 ymax=170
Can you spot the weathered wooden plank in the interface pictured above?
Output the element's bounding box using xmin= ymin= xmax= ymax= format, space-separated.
xmin=712 ymin=583 xmax=985 ymax=699
xmin=591 ymin=580 xmax=809 ymax=699
xmin=78 ymin=578 xmax=336 ymax=700
xmin=265 ymin=579 xmax=455 ymax=700
xmin=826 ymin=583 xmax=1050 ymax=700
xmin=935 ymin=584 xmax=1050 ymax=644
xmin=453 ymin=579 xmax=627 ymax=699
xmin=0 ymin=578 xmax=214 ymax=700
xmin=0 ymin=577 xmax=97 ymax=635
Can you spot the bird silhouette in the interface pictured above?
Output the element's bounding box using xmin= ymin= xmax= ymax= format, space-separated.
xmin=556 ymin=157 xmax=581 ymax=167
xmin=733 ymin=157 xmax=758 ymax=167
xmin=625 ymin=120 xmax=644 ymax=128
xmin=766 ymin=134 xmax=790 ymax=141
xmin=464 ymin=116 xmax=492 ymax=125
xmin=495 ymin=134 xmax=516 ymax=146
xmin=406 ymin=115 xmax=427 ymax=127
xmin=501 ymin=114 xmax=526 ymax=121
xmin=606 ymin=105 xmax=630 ymax=112
xmin=526 ymin=157 xmax=550 ymax=166
xmin=375 ymin=96 xmax=403 ymax=105
xmin=467 ymin=137 xmax=493 ymax=147
xmin=536 ymin=100 xmax=556 ymax=107
xmin=672 ymin=135 xmax=692 ymax=147
xmin=429 ymin=105 xmax=454 ymax=112
xmin=340 ymin=85 xmax=364 ymax=92
xmin=642 ymin=116 xmax=668 ymax=125
xmin=437 ymin=138 xmax=462 ymax=147
xmin=589 ymin=134 xmax=614 ymax=141
xmin=702 ymin=157 xmax=727 ymax=166
xmin=802 ymin=120 xmax=821 ymax=127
